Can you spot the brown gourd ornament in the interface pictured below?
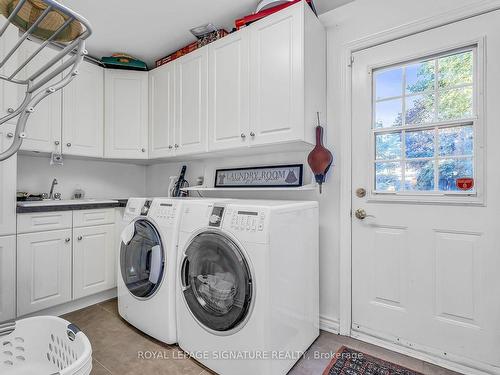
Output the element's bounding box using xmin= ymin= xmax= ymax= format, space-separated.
xmin=307 ymin=113 xmax=333 ymax=193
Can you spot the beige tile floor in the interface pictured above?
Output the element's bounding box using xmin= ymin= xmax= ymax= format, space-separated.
xmin=62 ymin=299 xmax=463 ymax=375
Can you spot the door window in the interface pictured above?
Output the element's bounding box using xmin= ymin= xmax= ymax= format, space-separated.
xmin=181 ymin=232 xmax=253 ymax=334
xmin=120 ymin=219 xmax=165 ymax=299
xmin=373 ymin=48 xmax=477 ymax=194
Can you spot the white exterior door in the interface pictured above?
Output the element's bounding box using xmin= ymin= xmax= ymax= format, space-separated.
xmin=0 ymin=124 xmax=16 ymax=237
xmin=104 ymin=69 xmax=148 ymax=159
xmin=249 ymin=5 xmax=303 ymax=145
xmin=73 ymin=224 xmax=115 ymax=299
xmin=62 ymin=60 xmax=104 ymax=157
xmin=149 ymin=63 xmax=175 ymax=158
xmin=174 ymin=48 xmax=208 ymax=156
xmin=17 ymin=229 xmax=72 ymax=316
xmin=0 ymin=236 xmax=15 ymax=323
xmin=208 ymin=30 xmax=250 ymax=151
xmin=351 ymin=12 xmax=500 ymax=373
xmin=18 ymin=40 xmax=62 ymax=153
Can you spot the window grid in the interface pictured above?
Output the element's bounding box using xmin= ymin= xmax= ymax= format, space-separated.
xmin=372 ymin=47 xmax=476 ymax=194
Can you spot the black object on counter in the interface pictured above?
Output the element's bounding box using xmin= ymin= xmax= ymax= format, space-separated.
xmin=172 ymin=165 xmax=189 ymax=197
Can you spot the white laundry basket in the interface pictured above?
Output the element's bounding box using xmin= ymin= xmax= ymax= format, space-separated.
xmin=0 ymin=316 xmax=92 ymax=375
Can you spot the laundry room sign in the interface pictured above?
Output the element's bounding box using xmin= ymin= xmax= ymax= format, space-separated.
xmin=215 ymin=164 xmax=303 ymax=188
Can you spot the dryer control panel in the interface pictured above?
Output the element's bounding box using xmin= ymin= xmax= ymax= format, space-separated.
xmin=222 ymin=206 xmax=268 ymax=242
xmin=228 ymin=209 xmax=265 ymax=232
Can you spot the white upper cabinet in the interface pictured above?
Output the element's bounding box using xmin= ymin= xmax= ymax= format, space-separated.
xmin=0 ymin=124 xmax=16 ymax=237
xmin=104 ymin=69 xmax=148 ymax=159
xmin=208 ymin=29 xmax=250 ymax=151
xmin=0 ymin=235 xmax=15 ymax=323
xmin=149 ymin=63 xmax=175 ymax=159
xmin=18 ymin=41 xmax=62 ymax=153
xmin=62 ymin=60 xmax=104 ymax=157
xmin=174 ymin=48 xmax=208 ymax=156
xmin=249 ymin=1 xmax=325 ymax=146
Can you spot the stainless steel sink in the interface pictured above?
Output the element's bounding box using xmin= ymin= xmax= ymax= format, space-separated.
xmin=17 ymin=199 xmax=118 ymax=207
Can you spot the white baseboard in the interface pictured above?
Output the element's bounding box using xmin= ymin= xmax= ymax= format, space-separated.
xmin=320 ymin=315 xmax=340 ymax=334
xmin=352 ymin=330 xmax=500 ymax=375
xmin=17 ymin=288 xmax=118 ymax=321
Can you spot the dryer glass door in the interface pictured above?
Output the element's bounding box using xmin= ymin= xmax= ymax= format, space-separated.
xmin=181 ymin=231 xmax=253 ymax=333
xmin=120 ymin=219 xmax=165 ymax=299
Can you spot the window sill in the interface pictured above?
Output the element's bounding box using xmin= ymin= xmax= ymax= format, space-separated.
xmin=367 ymin=192 xmax=484 ymax=206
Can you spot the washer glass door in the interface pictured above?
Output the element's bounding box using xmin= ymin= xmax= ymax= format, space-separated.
xmin=181 ymin=231 xmax=253 ymax=333
xmin=120 ymin=219 xmax=165 ymax=299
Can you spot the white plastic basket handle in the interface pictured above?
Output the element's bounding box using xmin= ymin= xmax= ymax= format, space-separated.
xmin=0 ymin=0 xmax=92 ymax=161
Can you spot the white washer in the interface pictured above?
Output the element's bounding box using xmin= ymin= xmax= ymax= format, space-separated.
xmin=176 ymin=199 xmax=319 ymax=375
xmin=118 ymin=197 xmax=183 ymax=344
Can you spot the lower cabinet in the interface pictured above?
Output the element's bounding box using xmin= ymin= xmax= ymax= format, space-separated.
xmin=73 ymin=224 xmax=115 ymax=299
xmin=16 ymin=208 xmax=117 ymax=317
xmin=17 ymin=229 xmax=72 ymax=316
xmin=0 ymin=236 xmax=15 ymax=323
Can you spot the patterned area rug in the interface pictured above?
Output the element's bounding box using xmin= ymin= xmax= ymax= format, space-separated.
xmin=322 ymin=346 xmax=424 ymax=375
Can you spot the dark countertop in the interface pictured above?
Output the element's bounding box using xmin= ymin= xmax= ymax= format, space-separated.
xmin=16 ymin=199 xmax=128 ymax=214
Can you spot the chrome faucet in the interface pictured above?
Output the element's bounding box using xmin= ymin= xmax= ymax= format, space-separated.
xmin=49 ymin=178 xmax=58 ymax=200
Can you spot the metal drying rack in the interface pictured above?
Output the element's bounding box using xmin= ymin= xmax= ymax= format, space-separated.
xmin=0 ymin=0 xmax=92 ymax=161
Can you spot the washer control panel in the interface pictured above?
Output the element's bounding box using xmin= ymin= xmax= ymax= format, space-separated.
xmin=149 ymin=200 xmax=180 ymax=225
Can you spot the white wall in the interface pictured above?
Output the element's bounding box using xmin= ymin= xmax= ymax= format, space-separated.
xmin=17 ymin=155 xmax=147 ymax=200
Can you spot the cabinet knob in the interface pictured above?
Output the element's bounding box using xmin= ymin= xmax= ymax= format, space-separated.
xmin=240 ymin=133 xmax=246 ymax=139
xmin=7 ymin=132 xmax=13 ymax=138
xmin=77 ymin=235 xmax=83 ymax=241
xmin=7 ymin=107 xmax=14 ymax=114
xmin=250 ymin=132 xmax=256 ymax=137
xmin=66 ymin=142 xmax=71 ymax=147
xmin=54 ymin=140 xmax=60 ymax=146
xmin=174 ymin=144 xmax=179 ymax=149
xmin=65 ymin=238 xmax=70 ymax=243
xmin=141 ymin=148 xmax=146 ymax=152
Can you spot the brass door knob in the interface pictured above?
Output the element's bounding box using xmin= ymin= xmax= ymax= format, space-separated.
xmin=354 ymin=208 xmax=374 ymax=220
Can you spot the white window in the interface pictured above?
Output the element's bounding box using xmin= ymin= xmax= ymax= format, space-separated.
xmin=372 ymin=48 xmax=478 ymax=195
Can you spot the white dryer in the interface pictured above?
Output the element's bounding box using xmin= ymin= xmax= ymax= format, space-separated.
xmin=118 ymin=197 xmax=183 ymax=344
xmin=176 ymin=199 xmax=319 ymax=375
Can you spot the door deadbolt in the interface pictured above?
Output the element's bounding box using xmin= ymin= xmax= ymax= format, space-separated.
xmin=356 ymin=188 xmax=366 ymax=198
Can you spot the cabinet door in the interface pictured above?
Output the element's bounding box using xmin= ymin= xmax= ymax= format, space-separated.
xmin=149 ymin=64 xmax=175 ymax=158
xmin=174 ymin=48 xmax=208 ymax=155
xmin=18 ymin=40 xmax=62 ymax=153
xmin=73 ymin=224 xmax=115 ymax=299
xmin=0 ymin=236 xmax=15 ymax=323
xmin=0 ymin=124 xmax=16 ymax=237
xmin=62 ymin=60 xmax=104 ymax=157
xmin=249 ymin=5 xmax=304 ymax=145
xmin=17 ymin=229 xmax=72 ymax=316
xmin=208 ymin=30 xmax=250 ymax=151
xmin=104 ymin=69 xmax=148 ymax=159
